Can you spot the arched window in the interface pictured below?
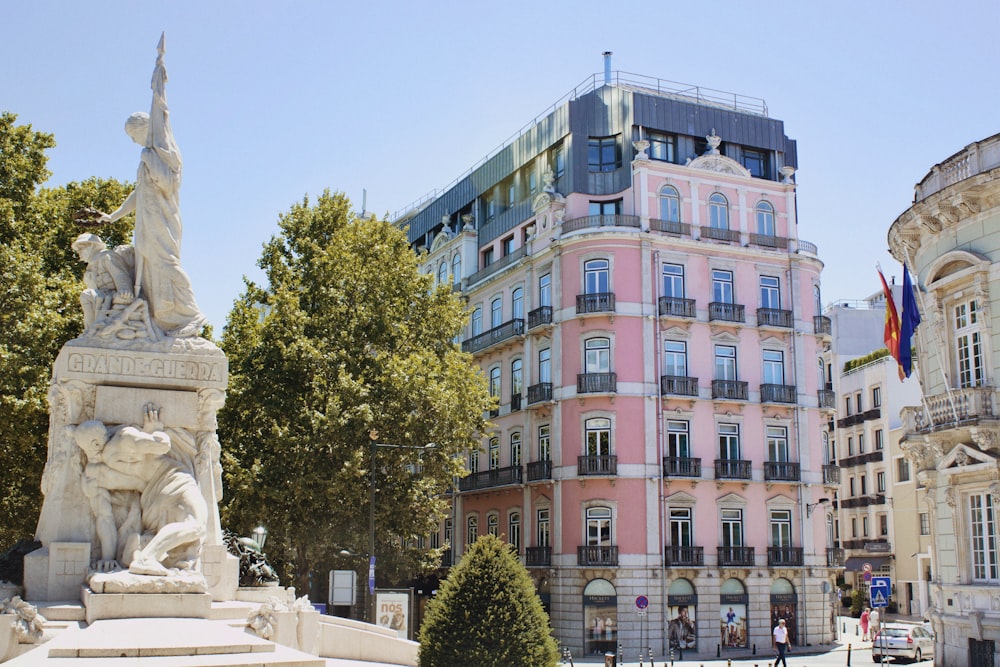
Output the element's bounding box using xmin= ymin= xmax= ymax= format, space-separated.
xmin=471 ymin=306 xmax=483 ymax=336
xmin=467 ymin=515 xmax=478 ymax=545
xmin=508 ymin=511 xmax=521 ymax=551
xmin=491 ymin=297 xmax=503 ymax=328
xmin=660 ymin=185 xmax=681 ymax=223
xmin=709 ymin=193 xmax=729 ymax=229
xmin=489 ymin=436 xmax=500 ymax=470
xmin=756 ymin=201 xmax=775 ymax=236
xmin=584 ymin=259 xmax=610 ymax=294
xmin=511 ymin=359 xmax=523 ymax=398
xmin=585 ymin=337 xmax=611 ymax=373
xmin=489 ymin=366 xmax=501 ymax=400
xmin=451 ymin=253 xmax=462 ymax=284
xmin=487 ymin=512 xmax=499 ymax=537
xmin=437 ymin=261 xmax=448 ymax=286
xmin=510 ymin=431 xmax=522 ymax=467
xmin=586 ymin=418 xmax=611 ymax=456
xmin=512 ymin=287 xmax=524 ymax=320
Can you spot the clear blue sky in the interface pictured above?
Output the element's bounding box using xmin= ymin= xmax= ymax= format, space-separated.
xmin=3 ymin=1 xmax=997 ymax=330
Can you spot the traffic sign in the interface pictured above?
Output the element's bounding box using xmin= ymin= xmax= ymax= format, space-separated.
xmin=870 ymin=576 xmax=891 ymax=609
xmin=635 ymin=595 xmax=649 ymax=609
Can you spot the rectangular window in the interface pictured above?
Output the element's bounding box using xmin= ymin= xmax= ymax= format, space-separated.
xmin=872 ymin=386 xmax=882 ymax=408
xmin=847 ymin=436 xmax=854 ymax=456
xmin=585 ymin=338 xmax=611 ymax=373
xmin=648 ymin=131 xmax=676 ymax=162
xmin=712 ymin=269 xmax=734 ymax=304
xmin=845 ymin=396 xmax=852 ymax=415
xmin=763 ymin=350 xmax=785 ymax=385
xmin=760 ymin=275 xmax=781 ymax=309
xmin=669 ymin=507 xmax=692 ymax=546
xmin=897 ymin=457 xmax=911 ymax=483
xmin=586 ymin=418 xmax=612 ymax=456
xmin=469 ymin=448 xmax=479 ymax=472
xmin=855 ymin=392 xmax=863 ymax=411
xmin=538 ymin=273 xmax=551 ymax=307
xmin=877 ymin=471 xmax=886 ymax=493
xmin=507 ymin=183 xmax=516 ymax=208
xmin=851 ymin=517 xmax=857 ymax=538
xmin=862 ymin=516 xmax=869 ymax=537
xmin=538 ymin=348 xmax=551 ymax=383
xmin=722 ymin=508 xmax=743 ymax=547
xmin=584 ymin=259 xmax=610 ymax=294
xmin=538 ymin=424 xmax=551 ymax=461
xmin=482 ymin=247 xmax=494 ymax=267
xmin=879 ymin=513 xmax=889 ymax=536
xmin=742 ymin=148 xmax=769 ymax=179
xmin=767 ymin=426 xmax=788 ymax=462
xmin=715 ymin=345 xmax=737 ymax=381
xmin=858 ymin=432 xmax=866 ymax=453
xmin=509 ymin=513 xmax=521 ymax=551
xmin=667 ymin=420 xmax=690 ymax=458
xmin=502 ymin=235 xmax=515 ymax=256
xmin=662 ymin=263 xmax=685 ymax=298
xmin=770 ymin=509 xmax=792 ymax=547
xmin=588 ymin=136 xmax=621 ymax=172
xmin=860 ymin=474 xmax=868 ymax=496
xmin=875 ymin=429 xmax=884 ymax=450
xmin=537 ymin=508 xmax=550 ymax=547
xmin=971 ymin=492 xmax=999 ymax=580
xmin=919 ymin=513 xmax=930 ymax=535
xmin=719 ymin=423 xmax=740 ymax=459
xmin=849 ymin=477 xmax=856 ymax=496
xmin=589 ymin=199 xmax=622 ymax=216
xmin=586 ymin=506 xmax=612 ymax=546
xmin=489 ymin=437 xmax=500 ymax=470
xmin=664 ymin=340 xmax=688 ymax=377
xmin=955 ymin=300 xmax=985 ymax=387
xmin=529 ymin=170 xmax=537 ymax=195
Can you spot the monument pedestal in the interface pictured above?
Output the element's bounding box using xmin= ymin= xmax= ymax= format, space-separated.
xmin=82 ymin=588 xmax=211 ymax=625
xmin=22 ymin=544 xmax=90 ymax=602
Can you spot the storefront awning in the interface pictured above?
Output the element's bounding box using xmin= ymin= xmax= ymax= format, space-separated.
xmin=843 ymin=556 xmax=890 ymax=571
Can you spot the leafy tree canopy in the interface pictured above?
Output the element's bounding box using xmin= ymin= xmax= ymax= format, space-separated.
xmin=219 ymin=190 xmax=489 ymax=594
xmin=419 ymin=534 xmax=558 ymax=667
xmin=0 ymin=112 xmax=133 ymax=547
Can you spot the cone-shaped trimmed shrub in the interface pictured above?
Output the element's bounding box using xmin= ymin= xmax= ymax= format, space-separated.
xmin=418 ymin=534 xmax=558 ymax=667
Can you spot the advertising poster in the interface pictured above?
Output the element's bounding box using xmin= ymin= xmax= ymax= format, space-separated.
xmin=719 ymin=603 xmax=747 ymax=648
xmin=667 ymin=603 xmax=697 ymax=649
xmin=375 ymin=590 xmax=410 ymax=639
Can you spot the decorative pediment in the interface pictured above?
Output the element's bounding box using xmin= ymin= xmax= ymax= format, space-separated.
xmin=938 ymin=442 xmax=998 ymax=474
xmin=765 ymin=493 xmax=797 ymax=507
xmin=533 ymin=191 xmax=565 ymax=213
xmin=430 ymin=232 xmax=452 ymax=252
xmin=759 ymin=335 xmax=785 ymax=346
xmin=717 ymin=492 xmax=746 ymax=506
xmin=709 ymin=330 xmax=740 ymax=344
xmin=665 ymin=490 xmax=697 ymax=505
xmin=662 ymin=325 xmax=691 ymax=338
xmin=687 ymin=154 xmax=752 ymax=179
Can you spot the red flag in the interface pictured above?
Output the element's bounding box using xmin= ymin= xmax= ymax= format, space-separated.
xmin=878 ymin=268 xmax=901 ymax=365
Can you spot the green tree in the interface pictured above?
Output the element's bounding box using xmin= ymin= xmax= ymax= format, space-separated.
xmin=0 ymin=112 xmax=133 ymax=547
xmin=419 ymin=534 xmax=558 ymax=667
xmin=219 ymin=190 xmax=489 ymax=595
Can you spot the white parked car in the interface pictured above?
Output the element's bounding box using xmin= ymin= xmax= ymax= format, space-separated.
xmin=872 ymin=622 xmax=935 ymax=663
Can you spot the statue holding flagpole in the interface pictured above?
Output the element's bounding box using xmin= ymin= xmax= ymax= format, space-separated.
xmin=88 ymin=33 xmax=206 ymax=338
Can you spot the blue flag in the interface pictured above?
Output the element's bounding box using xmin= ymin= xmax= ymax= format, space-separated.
xmin=898 ymin=266 xmax=921 ymax=378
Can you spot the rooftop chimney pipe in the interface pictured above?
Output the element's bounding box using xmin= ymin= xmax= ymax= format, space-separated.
xmin=603 ymin=51 xmax=613 ymax=85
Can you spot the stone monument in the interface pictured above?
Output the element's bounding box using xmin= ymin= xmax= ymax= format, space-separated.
xmin=25 ymin=34 xmax=238 ymax=612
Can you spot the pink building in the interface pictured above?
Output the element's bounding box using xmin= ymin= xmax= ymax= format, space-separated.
xmin=402 ymin=64 xmax=836 ymax=656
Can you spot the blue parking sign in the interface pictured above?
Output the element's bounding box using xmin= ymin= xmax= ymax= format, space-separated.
xmin=870 ymin=576 xmax=890 ymax=609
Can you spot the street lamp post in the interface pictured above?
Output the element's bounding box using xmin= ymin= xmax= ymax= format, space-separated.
xmin=365 ymin=430 xmax=436 ymax=623
xmin=252 ymin=525 xmax=268 ymax=550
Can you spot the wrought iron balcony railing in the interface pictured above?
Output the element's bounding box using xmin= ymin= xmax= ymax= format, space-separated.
xmin=525 ymin=546 xmax=552 ymax=567
xmin=700 ymin=226 xmax=741 ymax=242
xmin=509 ymin=393 xmax=522 ymax=412
xmin=562 ymin=214 xmax=640 ymax=233
xmin=712 ymin=379 xmax=748 ymax=400
xmin=576 ymin=292 xmax=616 ymax=314
xmin=749 ymin=233 xmax=789 ymax=249
xmin=527 ymin=306 xmax=553 ymax=329
xmin=461 ymin=318 xmax=525 ymax=354
xmin=717 ymin=546 xmax=755 ymax=566
xmin=757 ymin=308 xmax=793 ymax=328
xmin=761 ymin=384 xmax=797 ymax=403
xmin=458 ymin=465 xmax=522 ymax=492
xmin=767 ymin=546 xmax=804 ymax=566
xmin=714 ymin=459 xmax=752 ymax=480
xmin=663 ymin=457 xmax=701 ymax=477
xmin=823 ymin=464 xmax=841 ymax=484
xmin=578 ymin=372 xmax=617 ymax=394
xmin=650 ymin=219 xmax=691 ymax=236
xmin=763 ymin=461 xmax=800 ymax=481
xmin=658 ymin=296 xmax=696 ymax=318
xmin=661 ymin=375 xmax=698 ymax=397
xmin=578 ymin=545 xmax=619 ymax=566
xmin=708 ymin=302 xmax=745 ymax=323
xmin=818 ymin=389 xmax=836 ymax=408
xmin=578 ymin=455 xmax=617 ymax=476
xmin=527 ymin=382 xmax=552 ymax=405
xmin=814 ymin=315 xmax=832 ymax=335
xmin=526 ymin=460 xmax=552 ymax=481
xmin=826 ymin=548 xmax=845 ymax=567
xmin=664 ymin=545 xmax=704 ymax=566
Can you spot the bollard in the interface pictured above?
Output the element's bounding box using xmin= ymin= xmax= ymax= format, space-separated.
xmin=847 ymin=643 xmax=852 ymax=667
xmin=717 ymin=644 xmax=721 ymax=658
xmin=728 ymin=659 xmax=732 ymax=667
xmin=843 ymin=622 xmax=847 ymax=634
xmin=855 ymin=624 xmax=859 ymax=636
xmin=753 ymin=643 xmax=757 ymax=655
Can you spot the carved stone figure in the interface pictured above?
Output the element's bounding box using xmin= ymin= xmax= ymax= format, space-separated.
xmin=72 ymin=405 xmax=207 ymax=576
xmin=92 ymin=35 xmax=206 ymax=338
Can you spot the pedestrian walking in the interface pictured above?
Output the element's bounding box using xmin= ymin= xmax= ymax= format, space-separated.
xmin=773 ymin=617 xmax=791 ymax=667
xmin=860 ymin=608 xmax=870 ymax=640
xmin=869 ymin=608 xmax=880 ymax=640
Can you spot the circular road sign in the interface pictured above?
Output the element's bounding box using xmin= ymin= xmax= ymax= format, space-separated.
xmin=635 ymin=595 xmax=649 ymax=610
xmin=862 ymin=562 xmax=873 ymax=573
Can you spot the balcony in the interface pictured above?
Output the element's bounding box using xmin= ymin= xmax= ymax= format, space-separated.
xmin=525 ymin=547 xmax=552 ymax=567
xmin=461 ymin=319 xmax=525 ymax=354
xmin=901 ymin=386 xmax=996 ymax=434
xmin=838 ymin=451 xmax=884 ymax=468
xmin=650 ymin=219 xmax=691 ymax=236
xmin=658 ymin=296 xmax=696 ymax=318
xmin=562 ymin=214 xmax=640 ymax=234
xmin=440 ymin=548 xmax=454 ymax=567
xmin=528 ymin=306 xmax=553 ymax=329
xmin=767 ymin=546 xmax=804 ymax=566
xmin=839 ymin=494 xmax=886 ymax=509
xmin=661 ymin=375 xmax=698 ymax=397
xmin=576 ymin=292 xmax=615 ymax=314
xmin=509 ymin=393 xmax=522 ymax=412
xmin=749 ymin=233 xmax=789 ymax=249
xmin=578 ymin=545 xmax=619 ymax=566
xmin=468 ymin=245 xmax=527 ymax=285
xmin=527 ymin=383 xmax=552 ymax=405
xmin=664 ymin=545 xmax=704 ymax=566
xmin=578 ymin=455 xmax=617 ymax=476
xmin=712 ymin=380 xmax=748 ymax=400
xmin=826 ymin=548 xmax=845 ymax=567
xmin=700 ymin=226 xmax=740 ymax=242
xmin=823 ymin=464 xmax=841 ymax=484
xmin=714 ymin=459 xmax=752 ymax=480
xmin=578 ymin=372 xmax=617 ymax=394
xmin=761 ymin=384 xmax=797 ymax=404
xmin=764 ymin=461 xmax=801 ymax=482
xmin=458 ymin=465 xmax=522 ymax=492
xmin=757 ymin=308 xmax=793 ymax=328
xmin=663 ymin=456 xmax=702 ymax=477
xmin=717 ymin=546 xmax=755 ymax=566
xmin=818 ymin=389 xmax=836 ymax=409
xmin=814 ymin=315 xmax=832 ymax=336
xmin=526 ymin=460 xmax=552 ymax=482
xmin=708 ymin=302 xmax=745 ymax=323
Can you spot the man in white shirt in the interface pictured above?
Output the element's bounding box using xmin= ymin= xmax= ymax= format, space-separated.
xmin=772 ymin=618 xmax=791 ymax=667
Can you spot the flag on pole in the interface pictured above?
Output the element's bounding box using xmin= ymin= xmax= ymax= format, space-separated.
xmin=877 ymin=268 xmax=901 ymax=365
xmin=898 ymin=266 xmax=921 ymax=378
